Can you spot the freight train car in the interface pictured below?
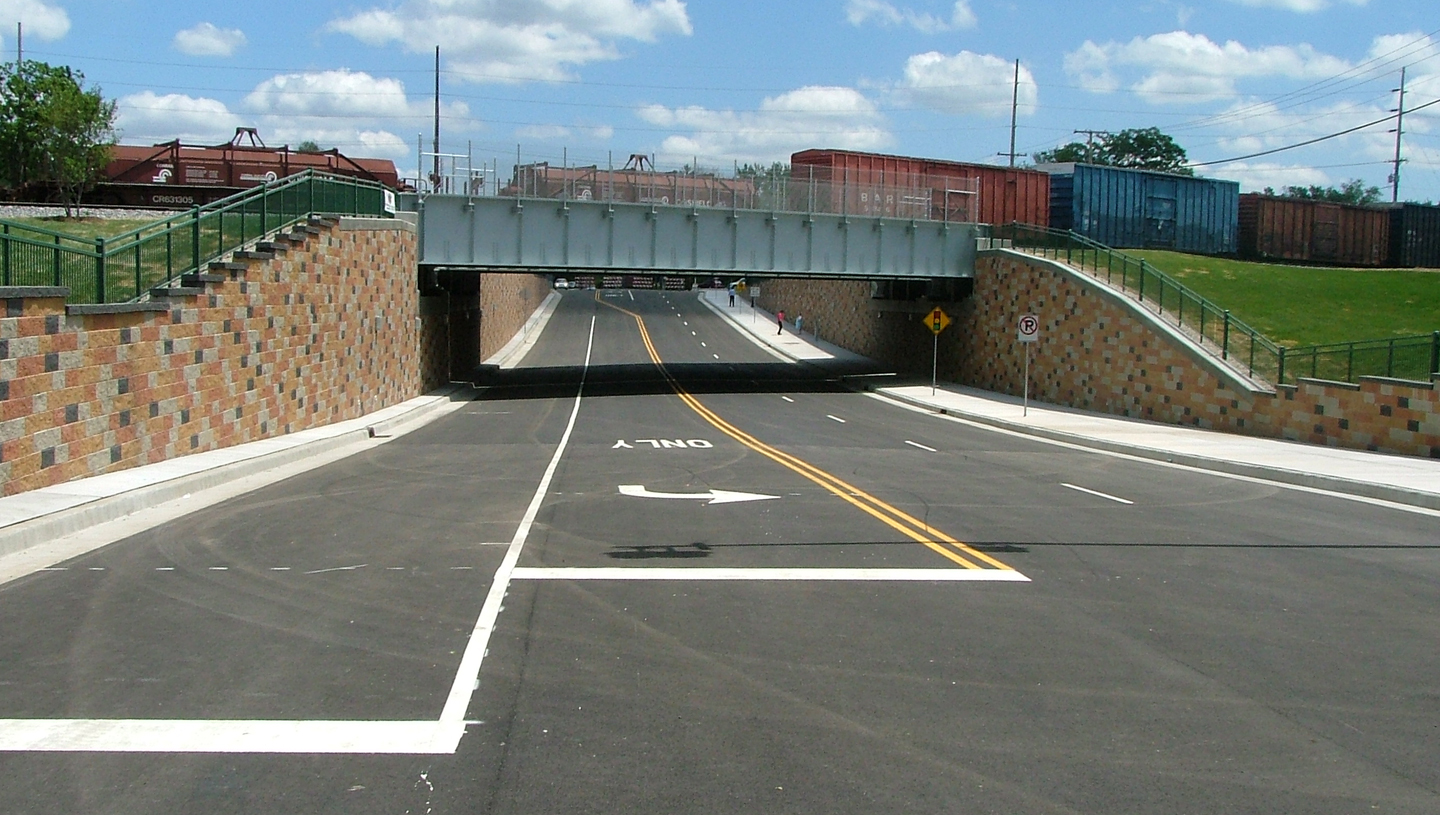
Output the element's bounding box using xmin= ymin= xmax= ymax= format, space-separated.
xmin=1040 ymin=163 xmax=1239 ymax=255
xmin=790 ymin=149 xmax=1049 ymax=226
xmin=506 ymin=162 xmax=756 ymax=208
xmin=1237 ymin=194 xmax=1390 ymax=267
xmin=89 ymin=128 xmax=404 ymax=207
xmin=1387 ymin=202 xmax=1440 ymax=268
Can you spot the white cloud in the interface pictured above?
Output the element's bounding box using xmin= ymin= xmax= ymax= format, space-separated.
xmin=1210 ymin=162 xmax=1332 ymax=191
xmin=115 ymin=71 xmax=465 ymax=160
xmin=1226 ymin=0 xmax=1366 ymax=11
xmin=173 ymin=22 xmax=247 ymax=57
xmin=115 ymin=91 xmax=244 ymax=144
xmin=845 ymin=0 xmax=975 ymax=33
xmin=1065 ymin=31 xmax=1352 ymax=103
xmin=515 ymin=124 xmax=573 ymax=141
xmin=895 ymin=51 xmax=1037 ymax=117
xmin=328 ymin=0 xmax=692 ymax=83
xmin=636 ymin=86 xmax=890 ymax=164
xmin=0 ymin=0 xmax=69 ymax=42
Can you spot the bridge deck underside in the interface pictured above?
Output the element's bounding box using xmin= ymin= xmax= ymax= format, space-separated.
xmin=417 ymin=195 xmax=978 ymax=279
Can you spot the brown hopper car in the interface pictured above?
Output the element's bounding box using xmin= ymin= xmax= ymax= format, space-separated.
xmin=91 ymin=128 xmax=404 ymax=207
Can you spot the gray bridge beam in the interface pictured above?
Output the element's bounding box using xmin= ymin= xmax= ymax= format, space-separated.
xmin=414 ymin=194 xmax=977 ymax=279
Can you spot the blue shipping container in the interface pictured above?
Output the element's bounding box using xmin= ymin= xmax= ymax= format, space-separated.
xmin=1040 ymin=163 xmax=1239 ymax=255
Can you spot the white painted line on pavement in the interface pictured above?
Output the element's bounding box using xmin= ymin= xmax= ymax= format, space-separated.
xmin=435 ymin=313 xmax=597 ymax=753
xmin=867 ymin=391 xmax=1440 ymax=519
xmin=304 ymin=563 xmax=368 ymax=574
xmin=905 ymin=440 xmax=937 ymax=452
xmin=512 ymin=567 xmax=1029 ymax=582
xmin=700 ymin=342 xmax=707 ymax=347
xmin=827 ymin=414 xmax=847 ymax=423
xmin=0 ymin=719 xmax=454 ymax=754
xmin=1061 ymin=483 xmax=1134 ymax=505
xmin=782 ymin=396 xmax=795 ymax=403
xmin=713 ymin=353 xmax=719 ymax=359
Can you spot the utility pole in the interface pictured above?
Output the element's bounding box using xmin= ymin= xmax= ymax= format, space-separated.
xmin=1390 ymin=66 xmax=1406 ymax=203
xmin=1006 ymin=58 xmax=1020 ymax=167
xmin=431 ymin=46 xmax=441 ymax=193
xmin=16 ymin=22 xmax=21 ymax=67
xmin=1074 ymin=129 xmax=1108 ymax=164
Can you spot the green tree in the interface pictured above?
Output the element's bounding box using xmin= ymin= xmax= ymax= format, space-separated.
xmin=1262 ymin=178 xmax=1383 ymax=206
xmin=1033 ymin=127 xmax=1193 ymax=175
xmin=0 ymin=61 xmax=117 ymax=215
xmin=295 ymin=139 xmax=323 ymax=152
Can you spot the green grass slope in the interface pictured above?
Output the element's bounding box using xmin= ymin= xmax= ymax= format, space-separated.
xmin=1128 ymin=250 xmax=1440 ymax=348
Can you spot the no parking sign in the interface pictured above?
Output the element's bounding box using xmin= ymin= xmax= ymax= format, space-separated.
xmin=1018 ymin=313 xmax=1040 ymax=343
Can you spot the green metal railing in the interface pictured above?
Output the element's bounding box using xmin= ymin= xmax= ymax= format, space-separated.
xmin=990 ymin=223 xmax=1440 ymax=387
xmin=1279 ymin=333 xmax=1440 ymax=386
xmin=0 ymin=170 xmax=391 ymax=304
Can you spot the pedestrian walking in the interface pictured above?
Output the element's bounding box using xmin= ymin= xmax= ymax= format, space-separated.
xmin=776 ymin=309 xmax=785 ymax=335
xmin=794 ymin=314 xmax=804 ymax=335
xmin=728 ymin=286 xmax=736 ymax=307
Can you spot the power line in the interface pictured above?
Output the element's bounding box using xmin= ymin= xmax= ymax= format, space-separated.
xmin=1188 ymin=97 xmax=1440 ymax=168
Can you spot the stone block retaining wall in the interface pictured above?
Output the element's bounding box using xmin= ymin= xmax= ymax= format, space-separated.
xmin=758 ymin=251 xmax=1438 ymax=458
xmin=0 ymin=217 xmax=422 ymax=496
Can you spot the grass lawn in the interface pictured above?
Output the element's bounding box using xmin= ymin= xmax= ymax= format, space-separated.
xmin=1128 ymin=250 xmax=1440 ymax=347
xmin=4 ymin=216 xmax=159 ymax=242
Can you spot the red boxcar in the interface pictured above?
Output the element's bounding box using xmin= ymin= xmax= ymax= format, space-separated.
xmin=791 ymin=148 xmax=1050 ymax=227
xmin=1238 ymin=194 xmax=1390 ymax=267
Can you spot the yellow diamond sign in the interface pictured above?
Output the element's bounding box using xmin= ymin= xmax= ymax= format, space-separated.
xmin=927 ymin=307 xmax=951 ymax=335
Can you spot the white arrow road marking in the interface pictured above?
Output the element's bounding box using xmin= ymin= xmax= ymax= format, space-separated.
xmin=618 ymin=485 xmax=780 ymax=505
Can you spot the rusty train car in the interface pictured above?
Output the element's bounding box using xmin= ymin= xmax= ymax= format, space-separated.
xmin=506 ymin=162 xmax=756 ymax=208
xmin=87 ymin=128 xmax=405 ymax=208
xmin=790 ymin=148 xmax=1051 ymax=227
xmin=1238 ymin=194 xmax=1391 ymax=267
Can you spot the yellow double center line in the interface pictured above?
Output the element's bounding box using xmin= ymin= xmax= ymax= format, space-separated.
xmin=597 ymin=292 xmax=1014 ymax=571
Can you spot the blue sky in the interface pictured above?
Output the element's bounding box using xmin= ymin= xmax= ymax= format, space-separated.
xmin=5 ymin=0 xmax=1439 ymax=201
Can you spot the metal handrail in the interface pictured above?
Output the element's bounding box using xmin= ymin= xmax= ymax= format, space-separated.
xmin=0 ymin=170 xmax=392 ymax=304
xmin=989 ymin=223 xmax=1438 ymax=387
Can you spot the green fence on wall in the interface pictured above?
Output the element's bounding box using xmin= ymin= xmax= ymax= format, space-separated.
xmin=0 ymin=170 xmax=391 ymax=304
xmin=991 ymin=222 xmax=1440 ymax=387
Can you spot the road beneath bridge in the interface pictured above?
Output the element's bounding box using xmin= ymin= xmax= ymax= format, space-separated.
xmin=1 ymin=290 xmax=1438 ymax=814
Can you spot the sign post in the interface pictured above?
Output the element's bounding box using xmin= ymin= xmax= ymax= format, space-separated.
xmin=1017 ymin=313 xmax=1040 ymax=416
xmin=927 ymin=307 xmax=951 ymax=395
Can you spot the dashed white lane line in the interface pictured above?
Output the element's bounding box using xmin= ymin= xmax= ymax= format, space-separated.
xmin=1061 ymin=483 xmax=1134 ymax=505
xmin=781 ymin=396 xmax=795 ymax=403
xmin=269 ymin=567 xmax=291 ymax=571
xmin=691 ymin=331 xmax=696 ymax=336
xmin=155 ymin=567 xmax=174 ymax=571
xmin=826 ymin=414 xmax=847 ymax=423
xmin=713 ymin=353 xmax=719 ymax=359
xmin=208 ymin=567 xmax=228 ymax=571
xmin=905 ymin=440 xmax=938 ymax=452
xmin=700 ymin=342 xmax=707 ymax=347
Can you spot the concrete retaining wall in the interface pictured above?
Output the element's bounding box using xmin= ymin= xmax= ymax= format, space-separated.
xmin=758 ymin=250 xmax=1439 ymax=458
xmin=0 ymin=217 xmax=427 ymax=497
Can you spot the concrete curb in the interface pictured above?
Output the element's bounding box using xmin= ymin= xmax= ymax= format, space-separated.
xmin=0 ymin=385 xmax=473 ymax=558
xmin=867 ymin=384 xmax=1440 ymax=511
xmin=484 ymin=291 xmax=562 ymax=369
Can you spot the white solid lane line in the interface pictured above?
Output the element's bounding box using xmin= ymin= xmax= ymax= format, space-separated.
xmin=1061 ymin=483 xmax=1134 ymax=505
xmin=826 ymin=414 xmax=847 ymax=423
xmin=512 ymin=567 xmax=1029 ymax=582
xmin=905 ymin=440 xmax=937 ymax=452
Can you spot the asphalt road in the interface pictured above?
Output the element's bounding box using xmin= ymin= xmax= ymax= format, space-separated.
xmin=1 ymin=288 xmax=1437 ymax=814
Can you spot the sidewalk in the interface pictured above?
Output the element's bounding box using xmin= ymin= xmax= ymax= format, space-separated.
xmin=696 ymin=289 xmax=871 ymax=365
xmin=700 ymin=289 xmax=1440 ymax=511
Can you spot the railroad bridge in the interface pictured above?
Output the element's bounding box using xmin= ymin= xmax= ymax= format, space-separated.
xmin=410 ymin=193 xmax=982 ymax=282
